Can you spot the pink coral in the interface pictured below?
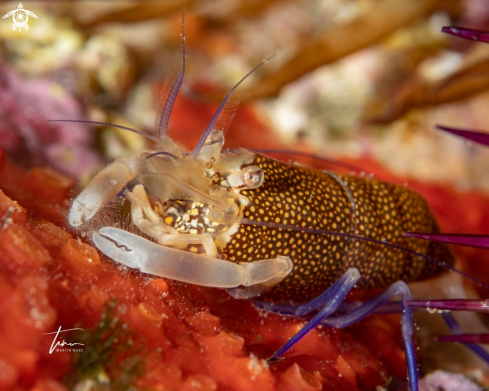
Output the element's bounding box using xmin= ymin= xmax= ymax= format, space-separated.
xmin=0 ymin=63 xmax=101 ymax=179
xmin=419 ymin=370 xmax=481 ymax=391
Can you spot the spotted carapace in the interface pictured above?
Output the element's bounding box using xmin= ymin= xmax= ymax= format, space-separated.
xmin=218 ymin=153 xmax=454 ymax=302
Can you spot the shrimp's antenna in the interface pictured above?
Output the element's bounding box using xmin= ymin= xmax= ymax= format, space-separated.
xmin=254 ymin=149 xmax=363 ymax=172
xmin=146 ymin=151 xmax=183 ymax=162
xmin=404 ymin=232 xmax=489 ymax=250
xmin=155 ymin=9 xmax=186 ymax=139
xmin=47 ymin=120 xmax=157 ymax=142
xmin=190 ymin=54 xmax=276 ymax=160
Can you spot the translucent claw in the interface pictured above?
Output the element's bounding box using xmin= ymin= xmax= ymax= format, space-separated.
xmin=69 ymin=155 xmax=146 ymax=227
xmin=93 ymin=229 xmax=142 ymax=269
xmin=69 ymin=198 xmax=94 ymax=227
xmin=93 ymin=228 xmax=292 ymax=288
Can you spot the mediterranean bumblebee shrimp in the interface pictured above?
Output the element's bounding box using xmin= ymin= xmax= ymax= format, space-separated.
xmin=52 ymin=16 xmax=489 ymax=391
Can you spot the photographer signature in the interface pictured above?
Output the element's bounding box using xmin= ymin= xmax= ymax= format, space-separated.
xmin=43 ymin=326 xmax=84 ymax=354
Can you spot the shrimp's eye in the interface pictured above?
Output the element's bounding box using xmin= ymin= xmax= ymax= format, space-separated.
xmin=226 ymin=165 xmax=265 ymax=189
xmin=242 ymin=166 xmax=264 ymax=188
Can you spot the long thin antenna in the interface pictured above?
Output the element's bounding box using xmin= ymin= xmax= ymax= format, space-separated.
xmin=48 ymin=120 xmax=157 ymax=142
xmin=404 ymin=231 xmax=489 ymax=250
xmin=145 ymin=151 xmax=182 ymax=161
xmin=154 ymin=9 xmax=186 ymax=139
xmin=190 ymin=54 xmax=276 ymax=160
xmin=253 ymin=149 xmax=363 ymax=172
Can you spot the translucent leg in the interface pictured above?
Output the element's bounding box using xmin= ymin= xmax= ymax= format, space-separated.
xmin=338 ymin=298 xmax=489 ymax=315
xmin=158 ymin=234 xmax=218 ymax=258
xmin=126 ymin=184 xmax=177 ymax=238
xmin=129 ymin=184 xmax=161 ymax=224
xmin=127 ymin=185 xmax=218 ymax=257
xmin=408 ymin=299 xmax=489 ymax=313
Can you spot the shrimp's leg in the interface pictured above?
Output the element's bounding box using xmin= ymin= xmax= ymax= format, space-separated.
xmin=441 ymin=313 xmax=489 ymax=364
xmin=254 ymin=269 xmax=361 ymax=358
xmin=321 ymin=282 xmax=416 ymax=391
xmin=259 ymin=278 xmax=417 ymax=391
xmin=125 ymin=184 xmax=175 ymax=238
xmin=158 ymin=234 xmax=219 ymax=258
xmin=69 ymin=152 xmax=153 ymax=227
xmin=93 ymin=227 xmax=293 ymax=288
xmin=127 ymin=184 xmax=218 ymax=257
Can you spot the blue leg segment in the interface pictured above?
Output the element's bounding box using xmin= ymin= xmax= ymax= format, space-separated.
xmin=321 ymin=281 xmax=417 ymax=391
xmin=256 ymin=274 xmax=418 ymax=391
xmin=263 ymin=268 xmax=361 ymax=359
xmin=441 ymin=312 xmax=489 ymax=364
xmin=338 ymin=300 xmax=404 ymax=314
xmin=253 ymin=268 xmax=361 ymax=317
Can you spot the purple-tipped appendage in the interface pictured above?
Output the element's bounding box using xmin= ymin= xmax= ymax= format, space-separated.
xmin=407 ymin=299 xmax=489 ymax=313
xmin=441 ymin=26 xmax=489 ymax=43
xmin=404 ymin=231 xmax=489 ymax=250
xmin=436 ymin=125 xmax=489 ymax=148
xmin=436 ymin=333 xmax=489 ymax=344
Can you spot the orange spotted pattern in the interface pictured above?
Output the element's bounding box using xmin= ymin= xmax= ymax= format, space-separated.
xmin=220 ymin=154 xmax=455 ymax=302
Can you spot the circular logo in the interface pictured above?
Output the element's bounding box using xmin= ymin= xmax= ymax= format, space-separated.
xmin=2 ymin=3 xmax=38 ymax=32
xmin=12 ymin=9 xmax=29 ymax=29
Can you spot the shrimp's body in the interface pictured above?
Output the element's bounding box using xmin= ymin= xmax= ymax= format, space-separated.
xmin=59 ymin=15 xmax=483 ymax=391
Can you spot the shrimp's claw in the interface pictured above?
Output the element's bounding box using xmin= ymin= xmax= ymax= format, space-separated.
xmin=93 ymin=227 xmax=293 ymax=289
xmin=93 ymin=227 xmax=143 ymax=269
xmin=69 ymin=154 xmax=149 ymax=227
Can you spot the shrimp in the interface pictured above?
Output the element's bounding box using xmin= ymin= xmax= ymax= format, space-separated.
xmin=52 ymin=16 xmax=489 ymax=391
